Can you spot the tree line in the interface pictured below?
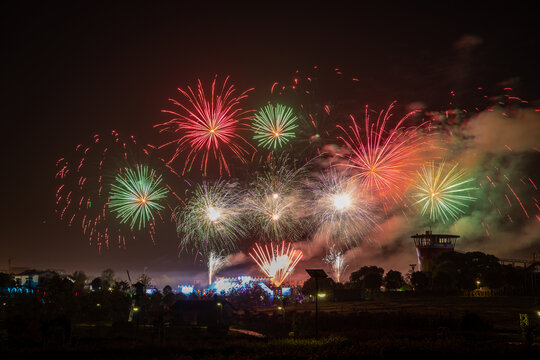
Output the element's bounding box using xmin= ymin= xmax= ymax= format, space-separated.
xmin=302 ymin=251 xmax=536 ymax=296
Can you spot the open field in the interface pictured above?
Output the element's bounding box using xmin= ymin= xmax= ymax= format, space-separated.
xmin=2 ymin=295 xmax=539 ymax=359
xmin=270 ymin=295 xmax=539 ymax=331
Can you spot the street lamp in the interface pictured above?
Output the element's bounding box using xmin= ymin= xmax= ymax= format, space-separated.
xmin=306 ymin=269 xmax=328 ymax=338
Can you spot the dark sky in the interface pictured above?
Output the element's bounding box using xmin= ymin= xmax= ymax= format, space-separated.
xmin=2 ymin=2 xmax=539 ymax=284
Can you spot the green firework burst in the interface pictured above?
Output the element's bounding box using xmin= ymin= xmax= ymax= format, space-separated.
xmin=109 ymin=165 xmax=169 ymax=230
xmin=251 ymin=103 xmax=298 ymax=149
xmin=175 ymin=179 xmax=245 ymax=254
xmin=412 ymin=161 xmax=477 ymax=223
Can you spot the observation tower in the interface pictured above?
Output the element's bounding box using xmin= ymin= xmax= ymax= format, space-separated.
xmin=411 ymin=230 xmax=459 ymax=272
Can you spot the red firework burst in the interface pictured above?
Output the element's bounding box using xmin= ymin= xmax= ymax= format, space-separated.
xmin=337 ymin=102 xmax=432 ymax=203
xmin=155 ymin=75 xmax=255 ymax=176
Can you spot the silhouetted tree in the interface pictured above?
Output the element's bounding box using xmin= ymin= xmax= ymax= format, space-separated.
xmin=350 ymin=266 xmax=384 ymax=291
xmin=71 ymin=271 xmax=87 ymax=292
xmin=162 ymin=285 xmax=176 ymax=308
xmin=114 ymin=280 xmax=131 ymax=292
xmin=163 ymin=285 xmax=172 ymax=295
xmin=302 ymin=277 xmax=335 ymax=296
xmin=430 ymin=251 xmax=519 ymax=292
xmin=364 ymin=272 xmax=383 ymax=291
xmin=384 ymin=270 xmax=404 ymax=290
xmin=138 ymin=273 xmax=151 ymax=287
xmin=101 ymin=268 xmax=115 ymax=289
xmin=0 ymin=272 xmax=15 ymax=288
xmin=90 ymin=277 xmax=103 ymax=291
xmin=410 ymin=271 xmax=430 ymax=290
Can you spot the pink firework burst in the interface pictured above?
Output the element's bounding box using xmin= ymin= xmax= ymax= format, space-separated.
xmin=155 ymin=75 xmax=255 ymax=176
xmin=337 ymin=102 xmax=432 ymax=204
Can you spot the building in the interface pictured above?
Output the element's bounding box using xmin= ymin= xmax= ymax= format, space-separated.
xmin=411 ymin=230 xmax=459 ymax=272
xmin=14 ymin=269 xmax=66 ymax=290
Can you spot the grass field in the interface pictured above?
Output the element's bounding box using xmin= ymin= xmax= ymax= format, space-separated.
xmin=271 ymin=295 xmax=539 ymax=331
xmin=2 ymin=295 xmax=539 ymax=359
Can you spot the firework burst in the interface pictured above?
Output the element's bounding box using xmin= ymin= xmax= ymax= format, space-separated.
xmin=249 ymin=242 xmax=303 ymax=287
xmin=109 ymin=165 xmax=169 ymax=230
xmin=55 ymin=131 xmax=179 ymax=250
xmin=155 ymin=75 xmax=255 ymax=176
xmin=308 ymin=168 xmax=379 ymax=247
xmin=337 ymin=102 xmax=432 ymax=204
xmin=243 ymin=155 xmax=308 ymax=241
xmin=175 ymin=179 xmax=246 ymax=254
xmin=412 ymin=161 xmax=477 ymax=223
xmin=251 ymin=103 xmax=298 ymax=150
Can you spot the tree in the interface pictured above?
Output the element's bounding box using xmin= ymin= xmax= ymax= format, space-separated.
xmin=302 ymin=277 xmax=335 ymax=297
xmin=410 ymin=271 xmax=430 ymax=291
xmin=364 ymin=272 xmax=383 ymax=291
xmin=350 ymin=266 xmax=384 ymax=291
xmin=162 ymin=285 xmax=176 ymax=307
xmin=163 ymin=285 xmax=173 ymax=295
xmin=114 ymin=280 xmax=131 ymax=292
xmin=430 ymin=251 xmax=509 ymax=292
xmin=71 ymin=271 xmax=87 ymax=292
xmin=0 ymin=272 xmax=15 ymax=288
xmin=90 ymin=277 xmax=103 ymax=291
xmin=101 ymin=268 xmax=115 ymax=289
xmin=138 ymin=273 xmax=151 ymax=287
xmin=384 ymin=270 xmax=404 ymax=290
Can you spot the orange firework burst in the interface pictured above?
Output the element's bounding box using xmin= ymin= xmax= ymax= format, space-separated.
xmin=155 ymin=75 xmax=255 ymax=176
xmin=249 ymin=242 xmax=303 ymax=287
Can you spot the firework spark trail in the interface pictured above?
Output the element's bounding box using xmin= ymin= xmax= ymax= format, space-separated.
xmin=155 ymin=75 xmax=255 ymax=176
xmin=337 ymin=102 xmax=432 ymax=204
xmin=109 ymin=165 xmax=169 ymax=230
xmin=175 ymin=179 xmax=246 ymax=254
xmin=268 ymin=66 xmax=361 ymax=162
xmin=249 ymin=242 xmax=303 ymax=287
xmin=412 ymin=161 xmax=477 ymax=223
xmin=506 ymin=183 xmax=529 ymax=218
xmin=251 ymin=103 xmax=298 ymax=150
xmin=323 ymin=245 xmax=348 ymax=283
xmin=207 ymin=251 xmax=227 ymax=286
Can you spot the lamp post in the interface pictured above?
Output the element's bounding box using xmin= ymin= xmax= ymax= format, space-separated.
xmin=306 ymin=269 xmax=328 ymax=338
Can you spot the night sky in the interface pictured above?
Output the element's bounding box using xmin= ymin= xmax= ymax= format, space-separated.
xmin=3 ymin=2 xmax=539 ymax=287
